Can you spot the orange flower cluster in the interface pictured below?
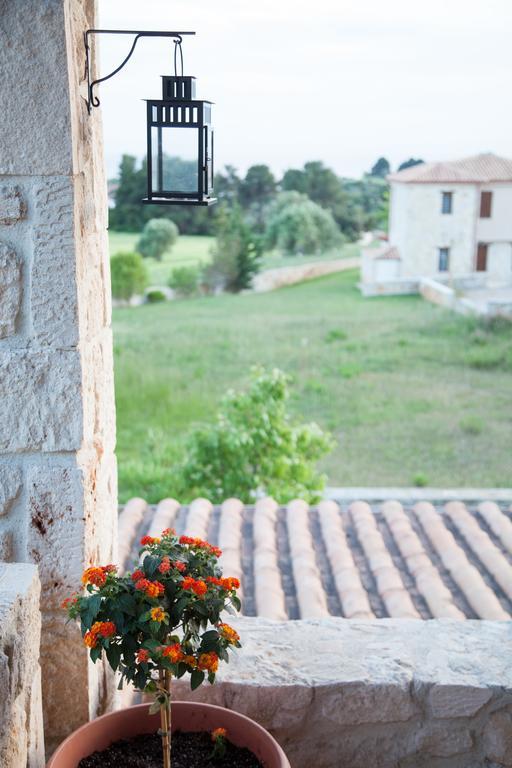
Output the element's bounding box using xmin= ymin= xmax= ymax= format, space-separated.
xmin=137 ymin=648 xmax=150 ymax=663
xmin=83 ymin=621 xmax=116 ymax=648
xmin=173 ymin=561 xmax=186 ymax=573
xmin=140 ymin=535 xmax=160 ymax=546
xmin=179 ymin=536 xmax=222 ymax=558
xmin=135 ymin=578 xmax=165 ymax=598
xmin=207 ymin=576 xmax=240 ymax=592
xmin=81 ymin=564 xmax=118 ymax=587
xmin=158 ymin=556 xmax=171 ymax=574
xmin=150 ymin=606 xmax=166 ymax=622
xmin=162 ymin=643 xmax=184 ymax=663
xmin=218 ymin=623 xmax=240 ymax=645
xmin=61 ymin=594 xmax=79 ymax=610
xmin=162 ymin=527 xmax=176 ymax=537
xmin=181 ymin=576 xmax=207 ymax=597
xmin=211 ymin=727 xmax=227 ymax=741
xmin=183 ymin=654 xmax=197 ymax=668
xmin=82 ymin=567 xmax=106 ymax=587
xmin=131 ymin=569 xmax=144 ymax=582
xmin=198 ymin=651 xmax=219 ymax=673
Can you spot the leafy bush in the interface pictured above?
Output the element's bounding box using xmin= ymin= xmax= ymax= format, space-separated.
xmin=264 ymin=192 xmax=343 ymax=256
xmin=168 ymin=266 xmax=200 ymax=298
xmin=110 ymin=251 xmax=148 ymax=300
xmin=413 ymin=473 xmax=428 ymax=487
xmin=146 ymin=290 xmax=167 ymax=303
xmin=177 ymin=368 xmax=334 ymax=503
xmin=202 ymin=205 xmax=261 ymax=293
xmin=460 ymin=415 xmax=484 ymax=436
xmin=137 ymin=218 xmax=179 ymax=261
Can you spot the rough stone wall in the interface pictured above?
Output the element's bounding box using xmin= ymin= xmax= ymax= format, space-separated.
xmin=0 ymin=563 xmax=45 ymax=768
xmin=174 ymin=617 xmax=512 ymax=768
xmin=0 ymin=0 xmax=117 ymax=753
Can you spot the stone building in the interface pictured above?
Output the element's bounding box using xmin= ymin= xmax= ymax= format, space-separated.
xmin=361 ymin=153 xmax=512 ymax=296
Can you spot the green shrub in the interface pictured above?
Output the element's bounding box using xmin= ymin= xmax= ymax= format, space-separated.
xmin=413 ymin=473 xmax=428 ymax=487
xmin=325 ymin=329 xmax=348 ymax=343
xmin=460 ymin=415 xmax=484 ymax=435
xmin=168 ymin=265 xmax=200 ymax=297
xmin=145 ymin=289 xmax=167 ymax=303
xmin=110 ymin=251 xmax=148 ymax=300
xmin=466 ymin=348 xmax=508 ymax=370
xmin=137 ymin=218 xmax=179 ymax=260
xmin=177 ymin=368 xmax=334 ymax=503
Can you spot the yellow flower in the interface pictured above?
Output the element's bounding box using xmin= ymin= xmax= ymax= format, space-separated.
xmin=150 ymin=606 xmax=166 ymax=623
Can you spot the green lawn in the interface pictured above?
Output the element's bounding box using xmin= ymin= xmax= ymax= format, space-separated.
xmin=113 ymin=270 xmax=512 ymax=502
xmin=108 ymin=231 xmax=359 ymax=286
xmin=109 ymin=232 xmax=214 ymax=286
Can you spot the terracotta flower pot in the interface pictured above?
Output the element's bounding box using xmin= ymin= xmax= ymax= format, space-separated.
xmin=46 ymin=701 xmax=290 ymax=768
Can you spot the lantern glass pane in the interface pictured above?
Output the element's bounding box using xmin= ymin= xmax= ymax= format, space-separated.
xmin=151 ymin=126 xmax=198 ymax=194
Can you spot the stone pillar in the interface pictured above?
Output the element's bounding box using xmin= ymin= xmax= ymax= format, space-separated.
xmin=0 ymin=0 xmax=117 ymax=753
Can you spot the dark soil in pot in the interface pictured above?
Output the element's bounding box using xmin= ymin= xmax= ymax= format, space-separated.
xmin=78 ymin=731 xmax=263 ymax=768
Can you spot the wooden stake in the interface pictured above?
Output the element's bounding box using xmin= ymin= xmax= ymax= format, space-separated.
xmin=159 ymin=670 xmax=171 ymax=768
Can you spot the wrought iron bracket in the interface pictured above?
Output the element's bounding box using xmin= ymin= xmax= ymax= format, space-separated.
xmin=84 ymin=29 xmax=195 ymax=114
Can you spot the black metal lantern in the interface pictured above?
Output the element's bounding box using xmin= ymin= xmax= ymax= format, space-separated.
xmin=145 ymin=74 xmax=215 ymax=206
xmin=84 ymin=29 xmax=216 ymax=207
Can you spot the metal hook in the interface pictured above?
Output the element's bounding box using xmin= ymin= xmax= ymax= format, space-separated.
xmin=174 ymin=36 xmax=184 ymax=77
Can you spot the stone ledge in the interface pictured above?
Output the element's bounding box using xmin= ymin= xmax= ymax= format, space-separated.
xmin=0 ymin=563 xmax=44 ymax=768
xmin=173 ymin=617 xmax=512 ymax=768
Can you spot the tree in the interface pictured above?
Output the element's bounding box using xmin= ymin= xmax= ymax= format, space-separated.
xmin=137 ymin=219 xmax=179 ymax=261
xmin=239 ymin=164 xmax=276 ymax=232
xmin=369 ymin=157 xmax=391 ymax=178
xmin=281 ymin=161 xmax=362 ymax=241
xmin=214 ymin=165 xmax=242 ymax=205
xmin=109 ymin=154 xmax=214 ymax=235
xmin=264 ymin=192 xmax=343 ymax=255
xmin=202 ymin=205 xmax=261 ymax=293
xmin=110 ymin=252 xmax=148 ymax=300
xmin=178 ymin=368 xmax=334 ymax=503
xmin=397 ymin=157 xmax=425 ymax=171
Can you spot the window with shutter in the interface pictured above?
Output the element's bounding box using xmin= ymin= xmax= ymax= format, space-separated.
xmin=480 ymin=191 xmax=492 ymax=218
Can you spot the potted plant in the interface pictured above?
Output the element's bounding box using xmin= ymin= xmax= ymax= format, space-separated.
xmin=49 ymin=529 xmax=289 ymax=768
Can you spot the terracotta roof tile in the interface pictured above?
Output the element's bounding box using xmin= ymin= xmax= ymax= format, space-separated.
xmin=388 ymin=153 xmax=512 ymax=184
xmin=119 ymin=496 xmax=512 ymax=621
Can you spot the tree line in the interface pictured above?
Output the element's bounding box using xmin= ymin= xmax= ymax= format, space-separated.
xmin=109 ymin=155 xmax=423 ymax=239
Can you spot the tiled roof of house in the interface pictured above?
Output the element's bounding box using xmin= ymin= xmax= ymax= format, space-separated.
xmin=388 ymin=153 xmax=512 ymax=184
xmin=373 ymin=246 xmax=401 ymax=260
xmin=118 ymin=496 xmax=512 ymax=621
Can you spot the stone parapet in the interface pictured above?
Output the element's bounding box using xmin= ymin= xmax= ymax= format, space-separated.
xmin=0 ymin=563 xmax=45 ymax=768
xmin=173 ymin=617 xmax=512 ymax=768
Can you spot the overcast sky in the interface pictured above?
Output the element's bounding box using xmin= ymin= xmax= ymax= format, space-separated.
xmin=98 ymin=0 xmax=512 ymax=180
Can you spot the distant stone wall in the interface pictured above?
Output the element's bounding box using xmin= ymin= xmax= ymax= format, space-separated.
xmin=0 ymin=0 xmax=117 ymax=752
xmin=174 ymin=617 xmax=512 ymax=768
xmin=252 ymin=257 xmax=359 ymax=292
xmin=0 ymin=563 xmax=44 ymax=768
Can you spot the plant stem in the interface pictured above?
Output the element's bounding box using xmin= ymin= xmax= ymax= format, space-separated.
xmin=166 ymin=670 xmax=172 ymax=765
xmin=159 ymin=670 xmax=171 ymax=768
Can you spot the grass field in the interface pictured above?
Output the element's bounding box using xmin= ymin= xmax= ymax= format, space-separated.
xmin=113 ymin=269 xmax=512 ymax=502
xmin=108 ymin=231 xmax=359 ymax=286
xmin=109 ymin=232 xmax=214 ymax=286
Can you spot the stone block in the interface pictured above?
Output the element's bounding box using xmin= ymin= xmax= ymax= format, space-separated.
xmin=428 ymin=684 xmax=493 ymax=718
xmin=484 ymin=709 xmax=512 ymax=766
xmin=0 ymin=350 xmax=83 ymax=452
xmin=0 ymin=186 xmax=26 ymax=225
xmin=0 ymin=563 xmax=44 ymax=768
xmin=0 ymin=464 xmax=22 ymax=517
xmin=26 ymin=463 xmax=86 ymax=603
xmin=0 ymin=242 xmax=22 ymax=338
xmin=31 ymin=178 xmax=79 ymax=347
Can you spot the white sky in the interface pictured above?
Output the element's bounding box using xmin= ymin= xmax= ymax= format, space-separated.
xmin=98 ymin=0 xmax=512 ymax=180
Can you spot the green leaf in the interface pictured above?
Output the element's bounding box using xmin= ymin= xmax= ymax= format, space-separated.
xmin=106 ymin=644 xmax=121 ymax=672
xmin=231 ymin=595 xmax=241 ymax=612
xmin=90 ymin=646 xmax=102 ymax=663
xmin=143 ymin=555 xmax=159 ymax=578
xmin=190 ymin=670 xmax=205 ymax=691
xmin=148 ymin=699 xmax=162 ymax=715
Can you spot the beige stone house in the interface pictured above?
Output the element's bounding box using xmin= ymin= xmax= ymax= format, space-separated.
xmin=361 ymin=153 xmax=512 ymax=296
